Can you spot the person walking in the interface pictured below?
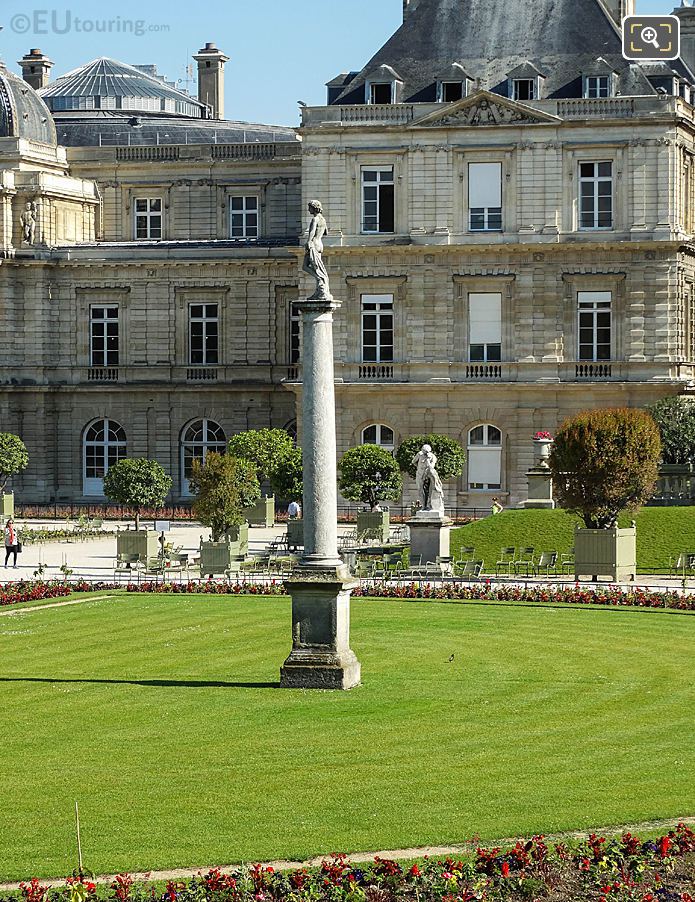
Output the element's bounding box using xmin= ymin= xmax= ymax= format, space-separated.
xmin=491 ymin=497 xmax=504 ymax=515
xmin=288 ymin=499 xmax=301 ymax=519
xmin=4 ymin=518 xmax=19 ymax=568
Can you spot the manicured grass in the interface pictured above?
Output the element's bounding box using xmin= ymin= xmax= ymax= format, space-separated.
xmin=0 ymin=593 xmax=693 ymax=880
xmin=451 ymin=507 xmax=695 ymax=573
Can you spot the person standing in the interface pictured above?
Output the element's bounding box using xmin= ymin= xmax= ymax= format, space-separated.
xmin=491 ymin=497 xmax=504 ymax=515
xmin=4 ymin=518 xmax=18 ymax=568
xmin=288 ymin=500 xmax=301 ymax=519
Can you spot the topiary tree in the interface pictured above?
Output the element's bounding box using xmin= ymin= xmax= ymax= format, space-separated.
xmin=227 ymin=429 xmax=303 ymax=499
xmin=103 ymin=458 xmax=172 ymax=530
xmin=0 ymin=433 xmax=28 ymax=493
xmin=548 ymin=408 xmax=661 ymax=529
xmin=337 ymin=444 xmax=402 ymax=511
xmin=395 ymin=433 xmax=466 ymax=482
xmin=647 ymin=396 xmax=695 ymax=466
xmin=189 ymin=452 xmax=260 ymax=541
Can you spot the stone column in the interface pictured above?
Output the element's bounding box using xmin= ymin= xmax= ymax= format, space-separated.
xmin=280 ymin=296 xmax=361 ymax=690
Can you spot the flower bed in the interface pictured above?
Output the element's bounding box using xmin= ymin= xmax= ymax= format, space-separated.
xmin=6 ymin=824 xmax=694 ymax=901
xmin=1 ymin=580 xmax=695 ymax=612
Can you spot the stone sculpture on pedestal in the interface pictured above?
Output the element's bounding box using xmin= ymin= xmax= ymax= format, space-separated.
xmin=302 ymin=199 xmax=331 ymax=301
xmin=412 ymin=443 xmax=445 ymax=514
xmin=408 ymin=443 xmax=451 ymax=563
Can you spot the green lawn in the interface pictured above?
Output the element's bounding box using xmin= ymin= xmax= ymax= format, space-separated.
xmin=0 ymin=593 xmax=693 ymax=880
xmin=451 ymin=507 xmax=695 ymax=573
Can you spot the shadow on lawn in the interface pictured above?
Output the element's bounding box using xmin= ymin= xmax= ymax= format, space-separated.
xmin=0 ymin=676 xmax=279 ymax=689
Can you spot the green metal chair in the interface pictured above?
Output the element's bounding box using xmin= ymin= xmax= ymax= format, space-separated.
xmin=513 ymin=547 xmax=536 ymax=577
xmin=535 ymin=551 xmax=558 ymax=577
xmin=495 ymin=547 xmax=516 ymax=577
xmin=457 ymin=560 xmax=484 ymax=581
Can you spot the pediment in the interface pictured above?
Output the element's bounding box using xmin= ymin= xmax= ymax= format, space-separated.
xmin=411 ymin=90 xmax=561 ymax=128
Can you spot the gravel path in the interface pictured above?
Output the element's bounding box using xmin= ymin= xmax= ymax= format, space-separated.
xmin=0 ymin=816 xmax=693 ymax=890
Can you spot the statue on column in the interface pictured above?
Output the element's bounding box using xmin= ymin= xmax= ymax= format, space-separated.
xmin=20 ymin=201 xmax=36 ymax=245
xmin=302 ymin=199 xmax=331 ymax=300
xmin=412 ymin=444 xmax=445 ymax=514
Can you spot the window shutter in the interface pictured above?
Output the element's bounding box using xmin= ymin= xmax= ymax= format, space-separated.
xmin=468 ymin=162 xmax=502 ymax=208
xmin=469 ymin=293 xmax=502 ymax=345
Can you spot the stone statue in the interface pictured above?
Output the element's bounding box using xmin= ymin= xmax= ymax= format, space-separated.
xmin=412 ymin=443 xmax=445 ymax=514
xmin=302 ymin=199 xmax=331 ymax=300
xmin=20 ymin=201 xmax=36 ymax=245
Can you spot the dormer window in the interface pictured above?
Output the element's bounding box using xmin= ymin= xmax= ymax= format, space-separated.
xmin=368 ymin=82 xmax=394 ymax=104
xmin=436 ymin=63 xmax=473 ymax=103
xmin=584 ymin=75 xmax=611 ymax=98
xmin=513 ymin=79 xmax=536 ymax=101
xmin=439 ymin=81 xmax=464 ymax=102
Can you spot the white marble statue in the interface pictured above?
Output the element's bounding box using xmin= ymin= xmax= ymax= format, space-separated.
xmin=412 ymin=443 xmax=445 ymax=514
xmin=302 ymin=199 xmax=331 ymax=300
xmin=20 ymin=201 xmax=36 ymax=245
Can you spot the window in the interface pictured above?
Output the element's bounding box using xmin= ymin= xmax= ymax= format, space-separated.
xmin=468 ymin=293 xmax=502 ymax=362
xmin=584 ymin=76 xmax=610 ymax=98
xmin=189 ymin=303 xmax=219 ymax=366
xmin=361 ymin=294 xmax=394 ymax=362
xmin=180 ymin=419 xmax=226 ymax=496
xmin=578 ymin=291 xmax=612 ymax=361
xmin=368 ymin=82 xmax=393 ymax=104
xmin=361 ymin=166 xmax=395 ymax=233
xmin=440 ymin=81 xmax=464 ymax=102
xmin=230 ymin=196 xmax=259 ymax=239
xmin=290 ymin=303 xmax=301 ymax=364
xmin=513 ymin=78 xmax=535 ymax=100
xmin=469 ymin=162 xmax=502 ymax=231
xmin=467 ymin=425 xmax=502 ymax=491
xmin=362 ymin=424 xmax=395 ymax=450
xmin=579 ymin=161 xmax=613 ymax=229
xmin=83 ymin=418 xmax=126 ymax=496
xmin=134 ymin=197 xmax=163 ymax=239
xmin=90 ymin=305 xmax=119 ymax=367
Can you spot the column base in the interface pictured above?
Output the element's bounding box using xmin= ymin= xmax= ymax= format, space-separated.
xmin=280 ymin=565 xmax=361 ymax=690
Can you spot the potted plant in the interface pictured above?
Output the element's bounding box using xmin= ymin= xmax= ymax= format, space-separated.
xmin=0 ymin=433 xmax=29 ymax=517
xmin=227 ymin=428 xmax=303 ymax=527
xmin=338 ymin=444 xmax=402 ymax=543
xmin=549 ymin=408 xmax=661 ymax=581
xmin=190 ymin=452 xmax=260 ymax=575
xmin=647 ymin=396 xmax=695 ymax=504
xmin=532 ymin=430 xmax=554 ymax=468
xmin=104 ymin=458 xmax=173 ymax=561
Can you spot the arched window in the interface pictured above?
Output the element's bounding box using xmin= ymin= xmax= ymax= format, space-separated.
xmin=180 ymin=419 xmax=226 ymax=496
xmin=361 ymin=423 xmax=395 ymax=451
xmin=284 ymin=419 xmax=298 ymax=443
xmin=467 ymin=424 xmax=502 ymax=491
xmin=83 ymin=418 xmax=126 ymax=496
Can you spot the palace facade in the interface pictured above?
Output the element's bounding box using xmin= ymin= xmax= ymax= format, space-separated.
xmin=2 ymin=0 xmax=695 ymax=507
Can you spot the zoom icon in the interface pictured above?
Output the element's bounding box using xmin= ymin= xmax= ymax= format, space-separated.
xmin=623 ymin=15 xmax=680 ymax=61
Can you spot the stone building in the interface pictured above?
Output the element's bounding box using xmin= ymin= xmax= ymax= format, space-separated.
xmin=2 ymin=0 xmax=695 ymax=508
xmin=295 ymin=0 xmax=695 ymax=509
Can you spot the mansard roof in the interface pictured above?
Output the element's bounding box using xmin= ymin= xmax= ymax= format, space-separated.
xmin=331 ymin=0 xmax=693 ymax=103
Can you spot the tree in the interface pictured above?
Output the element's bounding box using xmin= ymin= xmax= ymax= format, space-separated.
xmin=647 ymin=396 xmax=695 ymax=466
xmin=189 ymin=453 xmax=260 ymax=541
xmin=337 ymin=444 xmax=402 ymax=511
xmin=227 ymin=429 xmax=303 ymax=499
xmin=395 ymin=433 xmax=466 ymax=481
xmin=0 ymin=433 xmax=28 ymax=494
xmin=103 ymin=458 xmax=172 ymax=530
xmin=548 ymin=408 xmax=661 ymax=529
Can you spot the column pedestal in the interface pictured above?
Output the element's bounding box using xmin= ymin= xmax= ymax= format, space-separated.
xmin=523 ymin=467 xmax=555 ymax=509
xmin=407 ymin=510 xmax=452 ymax=562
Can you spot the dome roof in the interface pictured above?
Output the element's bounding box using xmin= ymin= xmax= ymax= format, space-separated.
xmin=39 ymin=57 xmax=208 ymax=118
xmin=0 ymin=62 xmax=56 ymax=145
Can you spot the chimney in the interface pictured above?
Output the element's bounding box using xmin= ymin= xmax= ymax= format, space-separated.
xmin=18 ymin=48 xmax=54 ymax=90
xmin=675 ymin=4 xmax=695 ymax=75
xmin=192 ymin=42 xmax=229 ymax=119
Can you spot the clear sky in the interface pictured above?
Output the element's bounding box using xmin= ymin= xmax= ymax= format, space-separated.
xmin=0 ymin=0 xmax=683 ymax=126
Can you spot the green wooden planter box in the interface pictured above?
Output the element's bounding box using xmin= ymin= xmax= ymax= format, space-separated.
xmin=226 ymin=523 xmax=249 ymax=556
xmin=287 ymin=518 xmax=304 ymax=549
xmin=244 ymin=496 xmax=275 ymax=528
xmin=2 ymin=493 xmax=14 ymax=518
xmin=356 ymin=510 xmax=390 ymax=543
xmin=574 ymin=526 xmax=636 ymax=582
xmin=116 ymin=529 xmax=160 ymax=561
xmin=200 ymin=539 xmax=245 ymax=577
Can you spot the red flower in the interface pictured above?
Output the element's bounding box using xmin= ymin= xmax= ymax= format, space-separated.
xmin=500 ymin=861 xmax=510 ymax=878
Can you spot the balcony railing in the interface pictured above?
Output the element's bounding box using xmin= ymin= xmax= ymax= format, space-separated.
xmin=465 ymin=363 xmax=503 ymax=380
xmin=358 ymin=363 xmax=395 ymax=380
xmin=87 ymin=367 xmax=119 ymax=383
xmin=186 ymin=367 xmax=219 ymax=383
xmin=556 ymin=98 xmax=635 ymax=119
xmin=575 ymin=363 xmax=612 ymax=380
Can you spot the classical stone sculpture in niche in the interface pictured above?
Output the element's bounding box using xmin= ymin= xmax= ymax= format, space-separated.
xmin=20 ymin=201 xmax=36 ymax=245
xmin=412 ymin=443 xmax=445 ymax=514
xmin=302 ymin=199 xmax=331 ymax=300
